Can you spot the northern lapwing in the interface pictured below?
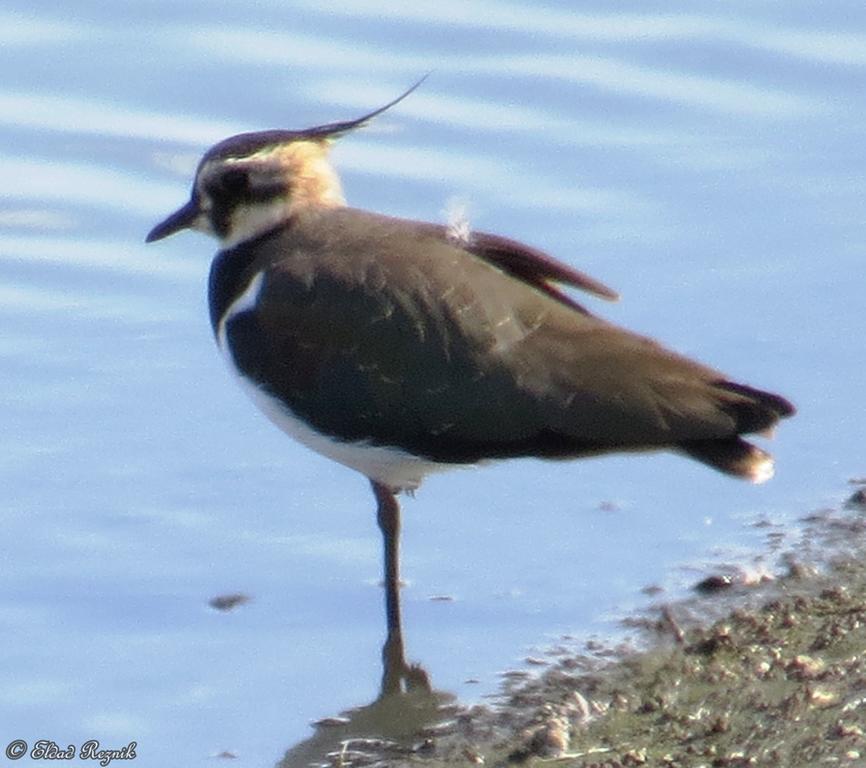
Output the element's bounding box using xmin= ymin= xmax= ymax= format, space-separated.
xmin=147 ymin=82 xmax=795 ymax=653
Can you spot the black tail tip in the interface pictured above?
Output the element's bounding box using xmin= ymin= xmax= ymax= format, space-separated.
xmin=717 ymin=380 xmax=796 ymax=420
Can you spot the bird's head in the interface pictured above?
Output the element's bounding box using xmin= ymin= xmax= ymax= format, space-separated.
xmin=146 ymin=78 xmax=424 ymax=248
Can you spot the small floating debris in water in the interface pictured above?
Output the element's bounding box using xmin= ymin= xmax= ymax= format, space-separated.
xmin=208 ymin=593 xmax=252 ymax=612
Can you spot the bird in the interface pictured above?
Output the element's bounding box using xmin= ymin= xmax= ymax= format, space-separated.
xmin=146 ymin=81 xmax=794 ymax=662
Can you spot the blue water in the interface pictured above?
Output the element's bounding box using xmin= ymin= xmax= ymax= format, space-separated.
xmin=2 ymin=2 xmax=865 ymax=766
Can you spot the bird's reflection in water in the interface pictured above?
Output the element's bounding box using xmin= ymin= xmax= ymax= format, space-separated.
xmin=277 ymin=484 xmax=457 ymax=768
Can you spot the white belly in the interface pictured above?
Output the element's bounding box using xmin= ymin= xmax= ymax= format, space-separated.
xmin=215 ymin=271 xmax=454 ymax=492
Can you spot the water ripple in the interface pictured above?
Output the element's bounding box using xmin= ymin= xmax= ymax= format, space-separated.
xmin=182 ymin=27 xmax=821 ymax=119
xmin=0 ymin=154 xmax=184 ymax=216
xmin=0 ymin=281 xmax=172 ymax=322
xmin=307 ymin=79 xmax=693 ymax=147
xmin=0 ymin=235 xmax=199 ymax=282
xmin=292 ymin=0 xmax=866 ymax=67
xmin=334 ymin=141 xmax=648 ymax=215
xmin=483 ymin=53 xmax=820 ymax=118
xmin=0 ymin=10 xmax=86 ymax=46
xmin=0 ymin=91 xmax=243 ymax=145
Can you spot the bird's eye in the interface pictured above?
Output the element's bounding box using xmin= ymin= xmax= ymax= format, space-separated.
xmin=220 ymin=168 xmax=250 ymax=193
xmin=207 ymin=167 xmax=249 ymax=198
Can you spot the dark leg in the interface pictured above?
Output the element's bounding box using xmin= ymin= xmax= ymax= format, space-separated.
xmin=372 ymin=481 xmax=401 ymax=635
xmin=371 ymin=480 xmax=407 ymax=696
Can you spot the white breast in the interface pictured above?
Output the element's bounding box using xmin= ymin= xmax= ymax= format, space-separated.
xmin=215 ymin=271 xmax=454 ymax=492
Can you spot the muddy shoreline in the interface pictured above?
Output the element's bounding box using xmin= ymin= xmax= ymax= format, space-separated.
xmin=315 ymin=485 xmax=866 ymax=768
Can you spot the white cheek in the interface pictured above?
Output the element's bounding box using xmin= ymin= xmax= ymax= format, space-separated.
xmin=221 ymin=201 xmax=289 ymax=248
xmin=190 ymin=211 xmax=215 ymax=236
